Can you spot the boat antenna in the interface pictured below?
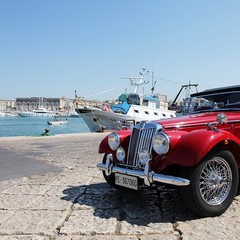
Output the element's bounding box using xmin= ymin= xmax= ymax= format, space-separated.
xmin=122 ymin=68 xmax=149 ymax=93
xmin=151 ymin=72 xmax=156 ymax=95
xmin=151 ymin=80 xmax=157 ymax=95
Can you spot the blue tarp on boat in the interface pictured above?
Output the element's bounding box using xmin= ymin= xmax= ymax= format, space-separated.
xmin=112 ymin=101 xmax=130 ymax=114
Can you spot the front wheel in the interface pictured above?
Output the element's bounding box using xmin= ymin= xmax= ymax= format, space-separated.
xmin=180 ymin=149 xmax=239 ymax=217
xmin=102 ymin=154 xmax=125 ymax=190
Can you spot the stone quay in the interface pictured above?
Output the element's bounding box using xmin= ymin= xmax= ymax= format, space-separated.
xmin=0 ymin=133 xmax=240 ymax=240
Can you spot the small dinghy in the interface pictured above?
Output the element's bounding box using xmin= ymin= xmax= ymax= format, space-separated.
xmin=47 ymin=118 xmax=68 ymax=125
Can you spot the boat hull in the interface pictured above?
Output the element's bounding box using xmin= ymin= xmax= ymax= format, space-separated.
xmin=19 ymin=112 xmax=55 ymax=117
xmin=76 ymin=106 xmax=176 ymax=132
xmin=18 ymin=107 xmax=55 ymax=117
xmin=76 ymin=108 xmax=134 ymax=132
xmin=47 ymin=120 xmax=68 ymax=125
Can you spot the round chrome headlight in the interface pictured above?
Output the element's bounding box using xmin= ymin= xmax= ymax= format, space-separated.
xmin=116 ymin=146 xmax=126 ymax=162
xmin=152 ymin=132 xmax=170 ymax=155
xmin=108 ymin=132 xmax=120 ymax=150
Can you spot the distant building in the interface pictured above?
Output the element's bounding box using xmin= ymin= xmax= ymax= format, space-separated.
xmin=74 ymin=96 xmax=103 ymax=108
xmin=16 ymin=97 xmax=74 ymax=112
xmin=153 ymin=93 xmax=169 ymax=110
xmin=0 ymin=99 xmax=16 ymax=111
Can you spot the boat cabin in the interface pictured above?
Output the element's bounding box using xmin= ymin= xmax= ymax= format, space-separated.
xmin=111 ymin=93 xmax=163 ymax=114
xmin=142 ymin=95 xmax=160 ymax=108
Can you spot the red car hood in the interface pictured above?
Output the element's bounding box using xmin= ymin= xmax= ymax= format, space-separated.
xmin=154 ymin=111 xmax=237 ymax=130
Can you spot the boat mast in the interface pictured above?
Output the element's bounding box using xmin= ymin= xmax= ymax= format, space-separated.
xmin=170 ymin=82 xmax=198 ymax=109
xmin=122 ymin=68 xmax=149 ymax=93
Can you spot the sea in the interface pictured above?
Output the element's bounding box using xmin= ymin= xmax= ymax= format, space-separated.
xmin=0 ymin=116 xmax=90 ymax=137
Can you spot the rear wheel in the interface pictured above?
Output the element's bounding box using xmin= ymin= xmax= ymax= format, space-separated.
xmin=180 ymin=149 xmax=238 ymax=217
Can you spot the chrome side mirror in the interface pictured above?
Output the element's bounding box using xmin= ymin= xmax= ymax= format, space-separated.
xmin=217 ymin=113 xmax=228 ymax=124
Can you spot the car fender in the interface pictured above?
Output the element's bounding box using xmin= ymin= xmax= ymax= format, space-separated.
xmin=165 ymin=129 xmax=240 ymax=167
xmin=98 ymin=130 xmax=131 ymax=154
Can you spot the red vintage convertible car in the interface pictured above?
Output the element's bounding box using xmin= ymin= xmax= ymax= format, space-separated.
xmin=97 ymin=85 xmax=240 ymax=217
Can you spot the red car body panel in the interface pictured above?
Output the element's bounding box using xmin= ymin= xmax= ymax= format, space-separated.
xmin=99 ymin=129 xmax=131 ymax=154
xmin=99 ymin=111 xmax=240 ymax=172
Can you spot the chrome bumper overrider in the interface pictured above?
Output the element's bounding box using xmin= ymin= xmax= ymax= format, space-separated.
xmin=97 ymin=154 xmax=190 ymax=187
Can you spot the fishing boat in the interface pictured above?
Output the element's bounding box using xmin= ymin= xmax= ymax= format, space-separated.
xmin=75 ymin=69 xmax=176 ymax=132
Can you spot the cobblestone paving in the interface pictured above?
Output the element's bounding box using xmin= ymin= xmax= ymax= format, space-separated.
xmin=0 ymin=133 xmax=240 ymax=240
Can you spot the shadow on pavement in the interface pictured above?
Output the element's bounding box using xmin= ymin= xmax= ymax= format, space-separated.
xmin=61 ymin=182 xmax=198 ymax=225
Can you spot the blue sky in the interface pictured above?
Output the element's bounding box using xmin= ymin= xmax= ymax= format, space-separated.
xmin=1 ymin=0 xmax=240 ymax=101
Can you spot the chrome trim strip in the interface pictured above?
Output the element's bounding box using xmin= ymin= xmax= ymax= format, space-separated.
xmin=166 ymin=119 xmax=240 ymax=130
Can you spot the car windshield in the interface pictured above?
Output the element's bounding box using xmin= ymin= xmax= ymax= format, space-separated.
xmin=186 ymin=97 xmax=224 ymax=113
xmin=185 ymin=92 xmax=240 ymax=114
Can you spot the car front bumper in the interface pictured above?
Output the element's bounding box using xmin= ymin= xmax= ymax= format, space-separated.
xmin=97 ymin=154 xmax=190 ymax=187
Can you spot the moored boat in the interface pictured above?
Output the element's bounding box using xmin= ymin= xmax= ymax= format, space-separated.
xmin=75 ymin=69 xmax=176 ymax=132
xmin=18 ymin=107 xmax=55 ymax=117
xmin=68 ymin=110 xmax=81 ymax=118
xmin=0 ymin=112 xmax=17 ymax=117
xmin=47 ymin=118 xmax=69 ymax=125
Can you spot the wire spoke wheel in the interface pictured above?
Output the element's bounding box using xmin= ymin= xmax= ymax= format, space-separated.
xmin=180 ymin=149 xmax=238 ymax=217
xmin=199 ymin=157 xmax=232 ymax=205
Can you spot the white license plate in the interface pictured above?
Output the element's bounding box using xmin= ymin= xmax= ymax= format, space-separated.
xmin=115 ymin=173 xmax=138 ymax=190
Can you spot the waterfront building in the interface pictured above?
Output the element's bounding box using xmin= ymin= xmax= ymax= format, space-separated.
xmin=74 ymin=96 xmax=103 ymax=108
xmin=152 ymin=93 xmax=169 ymax=110
xmin=16 ymin=97 xmax=74 ymax=112
xmin=0 ymin=99 xmax=16 ymax=111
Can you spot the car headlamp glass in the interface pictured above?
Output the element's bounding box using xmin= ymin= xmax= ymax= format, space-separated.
xmin=116 ymin=147 xmax=125 ymax=162
xmin=108 ymin=132 xmax=120 ymax=150
xmin=152 ymin=132 xmax=170 ymax=155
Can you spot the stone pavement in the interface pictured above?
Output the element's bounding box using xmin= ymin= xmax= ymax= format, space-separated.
xmin=0 ymin=133 xmax=240 ymax=240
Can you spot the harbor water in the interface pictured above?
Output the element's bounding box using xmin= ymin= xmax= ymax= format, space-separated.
xmin=0 ymin=116 xmax=90 ymax=137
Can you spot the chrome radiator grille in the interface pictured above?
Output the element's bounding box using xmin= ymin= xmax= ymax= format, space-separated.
xmin=127 ymin=122 xmax=158 ymax=167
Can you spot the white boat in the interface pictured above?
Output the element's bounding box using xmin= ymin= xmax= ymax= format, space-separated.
xmin=68 ymin=110 xmax=81 ymax=118
xmin=47 ymin=119 xmax=69 ymax=125
xmin=0 ymin=112 xmax=7 ymax=117
xmin=0 ymin=112 xmax=17 ymax=117
xmin=18 ymin=107 xmax=55 ymax=117
xmin=75 ymin=70 xmax=176 ymax=132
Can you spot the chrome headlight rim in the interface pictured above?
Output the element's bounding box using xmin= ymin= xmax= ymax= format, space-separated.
xmin=116 ymin=146 xmax=126 ymax=162
xmin=152 ymin=132 xmax=170 ymax=155
xmin=108 ymin=132 xmax=120 ymax=151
